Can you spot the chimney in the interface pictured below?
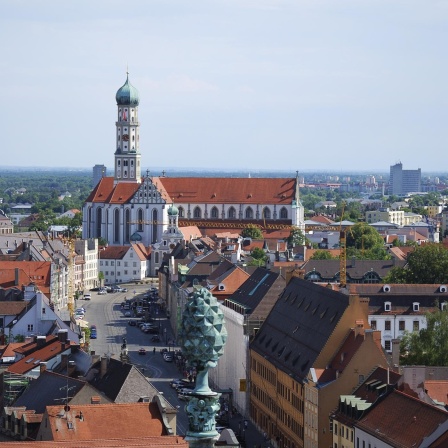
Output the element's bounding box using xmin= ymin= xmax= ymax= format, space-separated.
xmin=61 ymin=354 xmax=69 ymax=372
xmin=58 ymin=329 xmax=68 ymax=343
xmin=15 ymin=268 xmax=20 ymax=286
xmin=40 ymin=362 xmax=47 ymax=373
xmin=36 ymin=336 xmax=46 ymax=347
xmin=391 ymin=339 xmax=400 ymax=370
xmin=100 ymin=356 xmax=108 ymax=378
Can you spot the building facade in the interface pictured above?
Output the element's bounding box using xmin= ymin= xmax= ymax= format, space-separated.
xmin=389 ymin=162 xmax=422 ymax=195
xmin=82 ymin=74 xmax=305 ymax=252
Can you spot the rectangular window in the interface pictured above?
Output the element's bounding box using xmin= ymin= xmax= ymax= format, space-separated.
xmin=42 ymin=308 xmax=46 ymax=314
xmin=111 ymin=261 xmax=114 ymax=266
xmin=370 ymin=320 xmax=377 ymax=330
xmin=133 ymin=262 xmax=137 ymax=267
xmin=124 ymin=270 xmax=128 ymax=275
xmin=124 ymin=262 xmax=128 ymax=267
xmin=385 ymin=340 xmax=391 ymax=351
xmin=399 ymin=320 xmax=405 ymax=331
xmin=28 ymin=324 xmax=34 ymax=331
xmin=413 ymin=321 xmax=419 ymax=331
xmin=385 ymin=320 xmax=391 ymax=331
xmin=117 ymin=261 xmax=120 ymax=266
xmin=105 ymin=261 xmax=109 ymax=266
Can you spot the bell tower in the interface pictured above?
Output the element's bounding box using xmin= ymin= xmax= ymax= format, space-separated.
xmin=114 ymin=72 xmax=141 ymax=184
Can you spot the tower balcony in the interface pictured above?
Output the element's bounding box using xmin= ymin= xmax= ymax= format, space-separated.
xmin=115 ymin=121 xmax=139 ymax=126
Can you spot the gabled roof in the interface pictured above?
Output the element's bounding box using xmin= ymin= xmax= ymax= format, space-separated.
xmin=0 ymin=342 xmax=27 ymax=360
xmin=99 ymin=246 xmax=130 ymax=260
xmin=8 ymin=336 xmax=76 ymax=374
xmin=44 ymin=402 xmax=167 ymax=441
xmin=0 ymin=261 xmax=51 ymax=292
xmin=301 ymin=258 xmax=406 ymax=280
xmin=225 ymin=268 xmax=282 ymax=318
xmin=208 ymin=265 xmax=250 ymax=298
xmin=85 ymin=177 xmax=140 ymax=204
xmin=87 ymin=357 xmax=159 ymax=403
xmin=14 ymin=371 xmax=87 ymax=413
xmin=355 ymin=390 xmax=448 ymax=447
xmin=159 ymin=177 xmax=297 ymax=204
xmin=251 ymin=277 xmax=350 ymax=382
xmin=0 ymin=301 xmax=28 ymax=316
xmin=179 ymin=226 xmax=202 ymax=240
xmin=424 ymin=380 xmax=448 ymax=405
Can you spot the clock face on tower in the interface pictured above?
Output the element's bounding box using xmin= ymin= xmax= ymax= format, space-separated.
xmin=122 ymin=134 xmax=129 ymax=142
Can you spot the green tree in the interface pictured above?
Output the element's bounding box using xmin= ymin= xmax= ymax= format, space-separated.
xmin=346 ymin=223 xmax=385 ymax=251
xmin=249 ymin=247 xmax=267 ymax=267
xmin=241 ymin=225 xmax=263 ymax=240
xmin=384 ymin=244 xmax=448 ymax=284
xmin=400 ymin=307 xmax=448 ymax=366
xmin=311 ymin=250 xmax=335 ymax=260
xmin=286 ymin=227 xmax=305 ymax=247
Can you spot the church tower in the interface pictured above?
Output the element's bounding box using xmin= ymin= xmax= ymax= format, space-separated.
xmin=114 ymin=73 xmax=141 ymax=184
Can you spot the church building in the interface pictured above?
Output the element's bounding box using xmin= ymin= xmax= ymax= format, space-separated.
xmin=82 ymin=74 xmax=305 ymax=249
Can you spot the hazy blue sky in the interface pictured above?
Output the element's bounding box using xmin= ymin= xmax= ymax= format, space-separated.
xmin=1 ymin=1 xmax=447 ymax=173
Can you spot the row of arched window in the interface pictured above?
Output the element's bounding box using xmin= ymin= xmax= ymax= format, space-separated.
xmin=177 ymin=206 xmax=288 ymax=220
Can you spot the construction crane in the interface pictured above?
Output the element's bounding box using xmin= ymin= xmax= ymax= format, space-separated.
xmin=339 ymin=203 xmax=347 ymax=288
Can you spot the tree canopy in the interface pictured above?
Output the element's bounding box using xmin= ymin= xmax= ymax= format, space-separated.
xmin=285 ymin=227 xmax=305 ymax=247
xmin=241 ymin=225 xmax=263 ymax=240
xmin=400 ymin=307 xmax=448 ymax=366
xmin=384 ymin=244 xmax=448 ymax=284
xmin=345 ymin=222 xmax=390 ymax=260
xmin=311 ymin=250 xmax=336 ymax=260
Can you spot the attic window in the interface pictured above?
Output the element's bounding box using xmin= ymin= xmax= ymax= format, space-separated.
xmin=281 ymin=194 xmax=286 ymax=199
xmin=320 ymin=308 xmax=328 ymax=319
xmin=312 ymin=304 xmax=319 ymax=315
xmin=212 ymin=193 xmax=216 ymax=198
xmin=304 ymin=302 xmax=311 ymax=312
xmin=297 ymin=299 xmax=304 ymax=308
xmin=277 ymin=346 xmax=285 ymax=357
xmin=272 ymin=342 xmax=279 ymax=352
xmin=384 ymin=302 xmax=391 ymax=312
xmin=67 ymin=422 xmax=74 ymax=430
xmin=265 ymin=337 xmax=272 ymax=348
xmin=292 ymin=354 xmax=301 ymax=366
xmin=330 ymin=311 xmax=339 ymax=323
xmin=247 ymin=193 xmax=252 ymax=198
xmin=284 ymin=350 xmax=292 ymax=361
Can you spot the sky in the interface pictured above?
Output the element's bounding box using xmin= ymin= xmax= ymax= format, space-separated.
xmin=1 ymin=0 xmax=447 ymax=174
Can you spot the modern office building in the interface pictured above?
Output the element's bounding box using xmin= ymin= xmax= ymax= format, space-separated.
xmin=92 ymin=164 xmax=107 ymax=187
xmin=389 ymin=163 xmax=421 ymax=196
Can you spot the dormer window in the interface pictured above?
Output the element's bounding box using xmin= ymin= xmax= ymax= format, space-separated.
xmin=413 ymin=302 xmax=420 ymax=312
xmin=384 ymin=302 xmax=391 ymax=312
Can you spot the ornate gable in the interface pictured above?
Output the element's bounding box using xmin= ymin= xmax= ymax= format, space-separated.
xmin=130 ymin=175 xmax=166 ymax=205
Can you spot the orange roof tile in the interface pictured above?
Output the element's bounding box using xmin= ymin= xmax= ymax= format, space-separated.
xmin=159 ymin=177 xmax=296 ymax=204
xmin=0 ymin=262 xmax=51 ymax=290
xmin=45 ymin=402 xmax=167 ymax=441
xmin=424 ymin=380 xmax=448 ymax=405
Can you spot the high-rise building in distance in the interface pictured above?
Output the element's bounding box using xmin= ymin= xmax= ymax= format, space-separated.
xmin=389 ymin=162 xmax=421 ymax=196
xmin=93 ymin=164 xmax=107 ymax=187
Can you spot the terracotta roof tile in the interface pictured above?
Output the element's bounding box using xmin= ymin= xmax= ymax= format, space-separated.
xmin=0 ymin=262 xmax=51 ymax=290
xmin=99 ymin=246 xmax=130 ymax=260
xmin=159 ymin=177 xmax=296 ymax=204
xmin=424 ymin=380 xmax=448 ymax=405
xmin=0 ymin=302 xmax=28 ymax=316
xmin=355 ymin=390 xmax=448 ymax=446
xmin=45 ymin=402 xmax=168 ymax=441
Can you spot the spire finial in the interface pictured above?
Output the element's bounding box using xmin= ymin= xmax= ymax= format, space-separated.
xmin=126 ymin=64 xmax=129 ymax=79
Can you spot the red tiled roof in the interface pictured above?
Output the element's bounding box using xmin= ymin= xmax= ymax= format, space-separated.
xmin=0 ymin=342 xmax=27 ymax=360
xmin=45 ymin=402 xmax=168 ymax=441
xmin=356 ymin=390 xmax=448 ymax=447
xmin=179 ymin=226 xmax=202 ymax=240
xmin=0 ymin=302 xmax=28 ymax=316
xmin=8 ymin=337 xmax=76 ymax=374
xmin=0 ymin=262 xmax=51 ymax=291
xmin=99 ymin=246 xmax=130 ymax=260
xmin=425 ymin=380 xmax=448 ymax=405
xmin=159 ymin=177 xmax=296 ymax=204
